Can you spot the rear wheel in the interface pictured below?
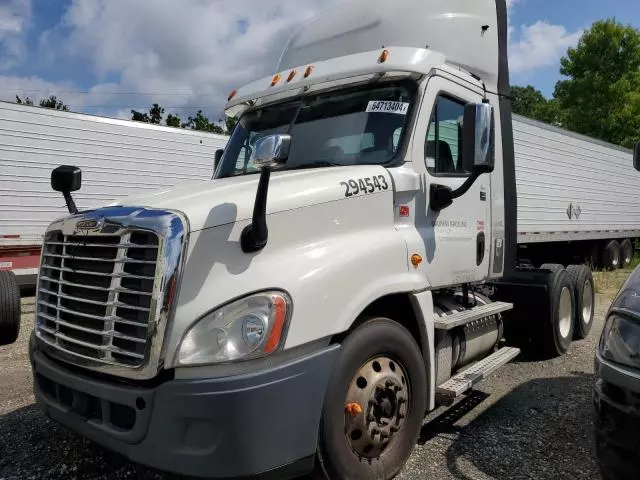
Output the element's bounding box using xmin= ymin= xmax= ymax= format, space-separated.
xmin=620 ymin=239 xmax=633 ymax=268
xmin=315 ymin=318 xmax=426 ymax=480
xmin=602 ymin=240 xmax=621 ymax=270
xmin=565 ymin=265 xmax=594 ymax=340
xmin=0 ymin=271 xmax=21 ymax=346
xmin=540 ymin=268 xmax=575 ymax=357
xmin=540 ymin=263 xmax=564 ymax=273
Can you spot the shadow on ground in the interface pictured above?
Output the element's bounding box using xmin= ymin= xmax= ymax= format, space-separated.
xmin=0 ymin=404 xmax=172 ymax=479
xmin=420 ymin=372 xmax=600 ymax=480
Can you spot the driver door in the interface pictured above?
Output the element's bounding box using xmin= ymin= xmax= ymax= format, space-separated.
xmin=414 ymin=74 xmax=492 ymax=288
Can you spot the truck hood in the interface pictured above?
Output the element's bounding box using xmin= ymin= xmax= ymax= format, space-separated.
xmin=111 ymin=165 xmax=392 ymax=232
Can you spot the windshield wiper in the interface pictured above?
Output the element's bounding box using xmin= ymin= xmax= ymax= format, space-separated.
xmin=286 ymin=161 xmax=342 ymax=171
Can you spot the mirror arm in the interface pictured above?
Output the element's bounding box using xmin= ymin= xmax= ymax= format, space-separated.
xmin=429 ymin=171 xmax=481 ymax=212
xmin=240 ymin=167 xmax=271 ymax=253
xmin=63 ymin=191 xmax=78 ymax=215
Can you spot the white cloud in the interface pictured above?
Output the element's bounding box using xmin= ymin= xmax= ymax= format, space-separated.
xmin=508 ymin=20 xmax=582 ymax=74
xmin=31 ymin=0 xmax=342 ymax=122
xmin=0 ymin=0 xmax=31 ymax=69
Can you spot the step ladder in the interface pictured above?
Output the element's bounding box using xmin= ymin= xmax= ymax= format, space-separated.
xmin=434 ymin=301 xmax=513 ymax=330
xmin=435 ymin=346 xmax=521 ymax=406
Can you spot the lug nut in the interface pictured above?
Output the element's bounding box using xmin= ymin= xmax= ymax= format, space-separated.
xmin=386 ymin=380 xmax=394 ymax=388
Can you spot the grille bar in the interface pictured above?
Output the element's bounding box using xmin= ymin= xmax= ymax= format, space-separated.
xmin=45 ymin=241 xmax=159 ymax=249
xmin=37 ymin=300 xmax=149 ymax=328
xmin=37 ymin=326 xmax=145 ymax=360
xmin=41 ymin=264 xmax=155 ymax=281
xmin=39 ymin=288 xmax=151 ymax=312
xmin=38 ymin=312 xmax=147 ymax=344
xmin=39 ymin=275 xmax=153 ymax=297
xmin=43 ymin=253 xmax=156 ymax=264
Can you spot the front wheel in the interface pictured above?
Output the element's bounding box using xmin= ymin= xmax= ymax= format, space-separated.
xmin=315 ymin=318 xmax=427 ymax=480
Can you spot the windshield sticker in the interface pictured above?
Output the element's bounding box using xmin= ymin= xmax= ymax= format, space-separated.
xmin=366 ymin=101 xmax=410 ymax=115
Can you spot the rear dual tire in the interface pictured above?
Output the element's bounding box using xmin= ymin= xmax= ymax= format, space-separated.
xmin=315 ymin=318 xmax=426 ymax=480
xmin=565 ymin=264 xmax=595 ymax=340
xmin=542 ymin=268 xmax=575 ymax=357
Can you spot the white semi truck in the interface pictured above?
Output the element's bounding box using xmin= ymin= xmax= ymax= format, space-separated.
xmin=23 ymin=0 xmax=640 ymax=479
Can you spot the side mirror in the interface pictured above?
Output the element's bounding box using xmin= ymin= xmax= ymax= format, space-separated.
xmin=51 ymin=165 xmax=81 ymax=214
xmin=51 ymin=165 xmax=82 ymax=193
xmin=462 ymin=102 xmax=495 ymax=174
xmin=214 ymin=149 xmax=224 ymax=171
xmin=251 ymin=133 xmax=291 ymax=168
xmin=634 ymin=141 xmax=640 ymax=172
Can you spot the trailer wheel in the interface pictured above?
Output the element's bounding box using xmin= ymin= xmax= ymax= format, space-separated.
xmin=540 ymin=268 xmax=575 ymax=357
xmin=565 ymin=265 xmax=594 ymax=340
xmin=0 ymin=271 xmax=21 ymax=346
xmin=315 ymin=318 xmax=426 ymax=480
xmin=601 ymin=240 xmax=621 ymax=270
xmin=620 ymin=239 xmax=633 ymax=268
xmin=540 ymin=263 xmax=564 ymax=273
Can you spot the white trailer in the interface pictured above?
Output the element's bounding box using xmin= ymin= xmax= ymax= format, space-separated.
xmin=0 ymin=101 xmax=228 ymax=288
xmin=513 ymin=114 xmax=639 ymax=268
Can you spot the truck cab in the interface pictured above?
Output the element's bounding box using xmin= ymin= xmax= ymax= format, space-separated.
xmin=28 ymin=1 xmax=590 ymax=479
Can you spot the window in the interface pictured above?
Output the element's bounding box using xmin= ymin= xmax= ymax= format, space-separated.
xmin=425 ymin=95 xmax=468 ymax=176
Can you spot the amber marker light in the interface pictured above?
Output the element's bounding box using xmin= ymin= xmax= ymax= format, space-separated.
xmin=304 ymin=65 xmax=314 ymax=78
xmin=264 ymin=295 xmax=287 ymax=353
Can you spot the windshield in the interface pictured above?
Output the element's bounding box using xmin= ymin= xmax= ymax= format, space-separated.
xmin=215 ymin=80 xmax=416 ymax=178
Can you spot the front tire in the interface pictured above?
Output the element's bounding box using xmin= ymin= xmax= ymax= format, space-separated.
xmin=316 ymin=318 xmax=426 ymax=480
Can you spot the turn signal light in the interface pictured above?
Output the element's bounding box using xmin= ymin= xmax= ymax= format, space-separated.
xmin=270 ymin=73 xmax=282 ymax=87
xmin=304 ymin=65 xmax=314 ymax=78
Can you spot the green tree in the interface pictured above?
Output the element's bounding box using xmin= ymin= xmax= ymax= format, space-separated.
xmin=131 ymin=109 xmax=151 ymax=122
xmin=182 ymin=110 xmax=225 ymax=134
xmin=15 ymin=95 xmax=34 ymax=106
xmin=222 ymin=115 xmax=238 ymax=135
xmin=149 ymin=103 xmax=164 ymax=124
xmin=39 ymin=95 xmax=69 ymax=111
xmin=510 ymin=85 xmax=561 ymax=125
xmin=553 ymin=18 xmax=640 ymax=147
xmin=166 ymin=113 xmax=181 ymax=127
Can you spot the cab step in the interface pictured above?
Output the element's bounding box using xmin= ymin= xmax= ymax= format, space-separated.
xmin=435 ymin=346 xmax=521 ymax=406
xmin=434 ymin=301 xmax=513 ymax=330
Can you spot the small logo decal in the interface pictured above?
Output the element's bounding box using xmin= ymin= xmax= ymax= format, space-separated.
xmin=567 ymin=203 xmax=582 ymax=220
xmin=76 ymin=219 xmax=99 ymax=230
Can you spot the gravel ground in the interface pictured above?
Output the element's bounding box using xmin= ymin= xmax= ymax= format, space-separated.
xmin=0 ymin=271 xmax=627 ymax=480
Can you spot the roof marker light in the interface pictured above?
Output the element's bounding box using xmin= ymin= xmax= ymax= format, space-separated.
xmin=304 ymin=65 xmax=314 ymax=78
xmin=270 ymin=73 xmax=282 ymax=87
xmin=286 ymin=70 xmax=297 ymax=82
xmin=378 ymin=49 xmax=389 ymax=63
xmin=227 ymin=89 xmax=237 ymax=101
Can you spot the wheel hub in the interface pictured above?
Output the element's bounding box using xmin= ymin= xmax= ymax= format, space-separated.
xmin=344 ymin=357 xmax=409 ymax=459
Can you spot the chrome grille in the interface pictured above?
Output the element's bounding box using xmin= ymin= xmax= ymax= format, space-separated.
xmin=37 ymin=231 xmax=159 ymax=366
xmin=34 ymin=207 xmax=188 ymax=379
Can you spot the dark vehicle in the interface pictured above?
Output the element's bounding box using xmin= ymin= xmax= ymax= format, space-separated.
xmin=594 ymin=261 xmax=640 ymax=480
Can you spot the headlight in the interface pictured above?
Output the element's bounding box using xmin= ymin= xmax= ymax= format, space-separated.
xmin=599 ymin=314 xmax=640 ymax=369
xmin=177 ymin=291 xmax=291 ymax=366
